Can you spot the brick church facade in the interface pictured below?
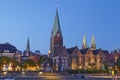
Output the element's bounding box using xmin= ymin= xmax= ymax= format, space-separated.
xmin=49 ymin=9 xmax=118 ymax=71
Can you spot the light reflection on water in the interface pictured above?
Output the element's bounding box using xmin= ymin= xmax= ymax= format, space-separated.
xmin=3 ymin=71 xmax=7 ymax=75
xmin=22 ymin=71 xmax=25 ymax=76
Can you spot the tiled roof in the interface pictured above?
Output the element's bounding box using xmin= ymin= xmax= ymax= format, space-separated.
xmin=102 ymin=50 xmax=109 ymax=54
xmin=92 ymin=49 xmax=101 ymax=55
xmin=80 ymin=48 xmax=89 ymax=55
xmin=67 ymin=46 xmax=77 ymax=54
xmin=0 ymin=43 xmax=17 ymax=53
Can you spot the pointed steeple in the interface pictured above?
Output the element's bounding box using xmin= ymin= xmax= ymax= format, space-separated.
xmin=26 ymin=37 xmax=30 ymax=52
xmin=50 ymin=8 xmax=63 ymax=59
xmin=82 ymin=35 xmax=87 ymax=49
xmin=91 ymin=35 xmax=96 ymax=50
xmin=51 ymin=8 xmax=62 ymax=37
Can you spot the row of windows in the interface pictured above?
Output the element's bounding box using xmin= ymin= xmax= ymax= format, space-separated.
xmin=0 ymin=54 xmax=14 ymax=57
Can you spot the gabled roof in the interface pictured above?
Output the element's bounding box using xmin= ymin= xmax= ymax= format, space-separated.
xmin=51 ymin=8 xmax=62 ymax=37
xmin=59 ymin=46 xmax=68 ymax=56
xmin=92 ymin=49 xmax=101 ymax=55
xmin=67 ymin=46 xmax=77 ymax=54
xmin=80 ymin=48 xmax=89 ymax=55
xmin=102 ymin=50 xmax=109 ymax=54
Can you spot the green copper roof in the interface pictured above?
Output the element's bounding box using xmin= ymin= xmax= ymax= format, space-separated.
xmin=52 ymin=8 xmax=62 ymax=37
xmin=26 ymin=37 xmax=30 ymax=52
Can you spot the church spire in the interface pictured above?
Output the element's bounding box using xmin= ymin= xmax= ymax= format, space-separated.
xmin=50 ymin=8 xmax=63 ymax=60
xmin=82 ymin=35 xmax=87 ymax=49
xmin=91 ymin=35 xmax=96 ymax=50
xmin=51 ymin=8 xmax=62 ymax=37
xmin=26 ymin=36 xmax=30 ymax=52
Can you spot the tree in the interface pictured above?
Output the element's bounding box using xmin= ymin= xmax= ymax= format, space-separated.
xmin=0 ymin=56 xmax=20 ymax=70
xmin=22 ymin=59 xmax=36 ymax=69
xmin=12 ymin=59 xmax=21 ymax=69
xmin=116 ymin=57 xmax=120 ymax=70
xmin=37 ymin=56 xmax=47 ymax=69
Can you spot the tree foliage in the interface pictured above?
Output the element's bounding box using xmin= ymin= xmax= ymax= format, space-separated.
xmin=0 ymin=56 xmax=20 ymax=70
xmin=116 ymin=57 xmax=120 ymax=70
xmin=22 ymin=59 xmax=36 ymax=69
xmin=37 ymin=56 xmax=47 ymax=66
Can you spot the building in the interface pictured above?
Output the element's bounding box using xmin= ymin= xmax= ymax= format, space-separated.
xmin=21 ymin=37 xmax=40 ymax=63
xmin=0 ymin=42 xmax=20 ymax=60
xmin=49 ymin=9 xmax=111 ymax=71
xmin=49 ymin=8 xmax=63 ymax=60
xmin=0 ymin=42 xmax=20 ymax=71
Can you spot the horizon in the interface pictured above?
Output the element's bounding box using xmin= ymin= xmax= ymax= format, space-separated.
xmin=0 ymin=0 xmax=120 ymax=54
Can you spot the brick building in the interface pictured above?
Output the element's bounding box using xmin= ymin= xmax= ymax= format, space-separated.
xmin=49 ymin=8 xmax=115 ymax=71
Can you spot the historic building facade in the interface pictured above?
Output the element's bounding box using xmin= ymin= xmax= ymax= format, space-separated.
xmin=49 ymin=9 xmax=112 ymax=71
xmin=0 ymin=43 xmax=21 ymax=71
xmin=21 ymin=37 xmax=41 ymax=63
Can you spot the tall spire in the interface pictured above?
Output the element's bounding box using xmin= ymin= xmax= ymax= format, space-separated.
xmin=51 ymin=8 xmax=62 ymax=37
xmin=50 ymin=8 xmax=63 ymax=60
xmin=91 ymin=35 xmax=96 ymax=50
xmin=82 ymin=35 xmax=87 ymax=49
xmin=26 ymin=36 xmax=30 ymax=52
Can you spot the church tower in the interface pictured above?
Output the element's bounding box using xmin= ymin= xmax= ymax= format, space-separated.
xmin=82 ymin=35 xmax=87 ymax=49
xmin=90 ymin=35 xmax=96 ymax=50
xmin=50 ymin=8 xmax=63 ymax=58
xmin=26 ymin=37 xmax=30 ymax=56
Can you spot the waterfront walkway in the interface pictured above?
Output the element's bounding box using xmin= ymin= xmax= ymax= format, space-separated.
xmin=0 ymin=71 xmax=120 ymax=80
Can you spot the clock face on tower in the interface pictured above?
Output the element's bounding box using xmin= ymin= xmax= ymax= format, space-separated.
xmin=57 ymin=33 xmax=60 ymax=37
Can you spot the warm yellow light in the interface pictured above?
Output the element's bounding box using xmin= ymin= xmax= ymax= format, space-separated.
xmin=79 ymin=66 xmax=82 ymax=69
xmin=3 ymin=71 xmax=7 ymax=75
xmin=112 ymin=70 xmax=114 ymax=76
xmin=39 ymin=71 xmax=43 ymax=74
xmin=88 ymin=65 xmax=91 ymax=69
xmin=8 ymin=63 xmax=13 ymax=71
xmin=48 ymin=50 xmax=51 ymax=54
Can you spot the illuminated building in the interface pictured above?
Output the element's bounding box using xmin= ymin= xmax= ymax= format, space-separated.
xmin=49 ymin=8 xmax=111 ymax=71
xmin=0 ymin=42 xmax=20 ymax=71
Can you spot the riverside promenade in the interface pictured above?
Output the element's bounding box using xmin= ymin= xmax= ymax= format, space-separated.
xmin=0 ymin=71 xmax=120 ymax=80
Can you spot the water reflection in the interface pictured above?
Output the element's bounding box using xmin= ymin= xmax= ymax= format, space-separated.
xmin=3 ymin=71 xmax=7 ymax=76
xmin=22 ymin=71 xmax=25 ymax=76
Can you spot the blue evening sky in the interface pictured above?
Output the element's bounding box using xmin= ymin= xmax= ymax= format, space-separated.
xmin=0 ymin=0 xmax=120 ymax=54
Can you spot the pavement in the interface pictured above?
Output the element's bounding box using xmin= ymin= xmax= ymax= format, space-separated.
xmin=0 ymin=71 xmax=120 ymax=80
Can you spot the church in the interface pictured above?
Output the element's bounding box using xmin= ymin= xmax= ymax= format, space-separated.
xmin=49 ymin=8 xmax=114 ymax=71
